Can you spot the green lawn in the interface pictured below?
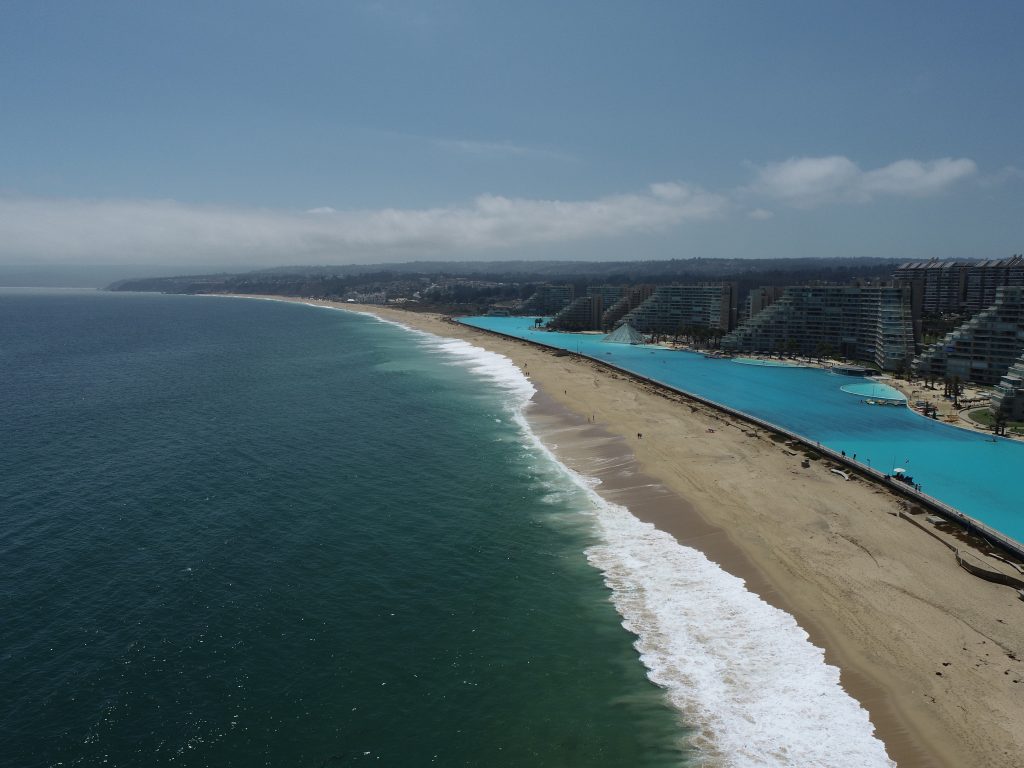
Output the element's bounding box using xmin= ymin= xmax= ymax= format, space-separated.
xmin=968 ymin=408 xmax=1024 ymax=433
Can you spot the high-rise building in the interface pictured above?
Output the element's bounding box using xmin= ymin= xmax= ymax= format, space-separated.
xmin=720 ymin=284 xmax=916 ymax=371
xmin=519 ymin=284 xmax=575 ymax=315
xmin=742 ymin=286 xmax=785 ymax=322
xmin=549 ymin=285 xmax=626 ymax=330
xmin=913 ymin=286 xmax=1024 ymax=385
xmin=963 ymin=256 xmax=1024 ymax=314
xmin=991 ymin=352 xmax=1024 ymax=421
xmin=619 ymin=283 xmax=736 ymax=335
xmin=549 ymin=295 xmax=602 ymax=330
xmin=601 ymin=285 xmax=654 ymax=329
xmin=892 ymin=259 xmax=969 ymax=316
xmin=893 ymin=256 xmax=1024 ymax=320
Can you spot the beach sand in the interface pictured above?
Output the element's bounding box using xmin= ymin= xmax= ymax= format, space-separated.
xmin=256 ymin=298 xmax=1024 ymax=767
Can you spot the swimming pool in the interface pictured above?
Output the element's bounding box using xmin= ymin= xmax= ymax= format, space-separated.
xmin=734 ymin=357 xmax=805 ymax=368
xmin=459 ymin=316 xmax=1024 ymax=544
xmin=839 ymin=381 xmax=907 ymax=401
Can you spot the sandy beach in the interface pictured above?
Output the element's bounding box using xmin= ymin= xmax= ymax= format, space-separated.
xmin=261 ymin=298 xmax=1023 ymax=767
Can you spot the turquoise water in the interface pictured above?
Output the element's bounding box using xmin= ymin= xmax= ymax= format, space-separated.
xmin=839 ymin=382 xmax=907 ymax=401
xmin=460 ymin=316 xmax=1024 ymax=544
xmin=0 ymin=291 xmax=690 ymax=767
xmin=733 ymin=357 xmax=803 ymax=368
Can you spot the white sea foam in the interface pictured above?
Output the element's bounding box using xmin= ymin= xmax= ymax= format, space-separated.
xmin=298 ymin=300 xmax=539 ymax=408
xmin=269 ymin=298 xmax=896 ymax=766
xmin=586 ymin=506 xmax=895 ymax=766
xmin=510 ymin=429 xmax=896 ymax=764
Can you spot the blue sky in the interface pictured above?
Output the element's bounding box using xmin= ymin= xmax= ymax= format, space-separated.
xmin=1 ymin=0 xmax=1022 ymax=269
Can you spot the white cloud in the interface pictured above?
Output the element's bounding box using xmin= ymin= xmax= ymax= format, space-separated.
xmin=747 ymin=155 xmax=976 ymax=207
xmin=860 ymin=158 xmax=977 ymax=196
xmin=0 ymin=154 xmax=986 ymax=267
xmin=749 ymin=156 xmax=860 ymax=205
xmin=0 ymin=183 xmax=726 ymax=266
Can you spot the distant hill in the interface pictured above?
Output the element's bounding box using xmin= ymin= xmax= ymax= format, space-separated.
xmin=107 ymin=256 xmax=906 ymax=298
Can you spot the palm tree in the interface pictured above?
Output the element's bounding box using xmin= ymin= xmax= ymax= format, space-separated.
xmin=951 ymin=376 xmax=964 ymax=408
xmin=994 ymin=410 xmax=1008 ymax=436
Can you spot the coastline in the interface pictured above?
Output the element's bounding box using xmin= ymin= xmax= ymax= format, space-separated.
xmin=232 ymin=297 xmax=1023 ymax=767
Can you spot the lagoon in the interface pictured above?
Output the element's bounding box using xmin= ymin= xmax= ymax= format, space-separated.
xmin=460 ymin=316 xmax=1024 ymax=545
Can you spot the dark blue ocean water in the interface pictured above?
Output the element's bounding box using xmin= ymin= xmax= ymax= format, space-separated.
xmin=463 ymin=316 xmax=1024 ymax=544
xmin=0 ymin=291 xmax=689 ymax=767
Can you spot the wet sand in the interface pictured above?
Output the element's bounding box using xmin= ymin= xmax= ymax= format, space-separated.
xmin=239 ymin=297 xmax=1024 ymax=768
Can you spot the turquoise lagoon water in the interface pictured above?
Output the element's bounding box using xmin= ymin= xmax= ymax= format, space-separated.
xmin=733 ymin=357 xmax=803 ymax=368
xmin=460 ymin=316 xmax=1024 ymax=544
xmin=839 ymin=381 xmax=907 ymax=401
xmin=1 ymin=291 xmax=896 ymax=767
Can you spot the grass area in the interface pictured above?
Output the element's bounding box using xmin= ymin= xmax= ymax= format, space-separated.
xmin=967 ymin=408 xmax=1024 ymax=433
xmin=969 ymin=408 xmax=995 ymax=426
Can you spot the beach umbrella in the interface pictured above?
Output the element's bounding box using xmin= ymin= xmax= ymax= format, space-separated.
xmin=893 ymin=467 xmax=907 ymax=474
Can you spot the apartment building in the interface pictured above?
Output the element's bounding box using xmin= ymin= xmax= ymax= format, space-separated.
xmin=601 ymin=285 xmax=654 ymax=329
xmin=964 ymin=256 xmax=1024 ymax=314
xmin=549 ymin=285 xmax=627 ymax=331
xmin=720 ymin=284 xmax=916 ymax=371
xmin=991 ymin=352 xmax=1024 ymax=421
xmin=893 ymin=256 xmax=1024 ymax=319
xmin=913 ymin=286 xmax=1024 ymax=385
xmin=893 ymin=259 xmax=967 ymax=315
xmin=741 ymin=285 xmax=785 ymax=323
xmin=519 ymin=284 xmax=575 ymax=316
xmin=619 ymin=283 xmax=736 ymax=334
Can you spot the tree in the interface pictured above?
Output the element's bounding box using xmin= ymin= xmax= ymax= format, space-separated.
xmin=950 ymin=376 xmax=964 ymax=408
xmin=994 ymin=411 xmax=1007 ymax=436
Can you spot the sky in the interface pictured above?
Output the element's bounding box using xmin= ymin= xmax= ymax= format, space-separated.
xmin=1 ymin=0 xmax=1023 ymax=274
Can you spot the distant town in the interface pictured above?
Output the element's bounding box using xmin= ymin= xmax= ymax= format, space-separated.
xmin=110 ymin=255 xmax=1024 ymax=432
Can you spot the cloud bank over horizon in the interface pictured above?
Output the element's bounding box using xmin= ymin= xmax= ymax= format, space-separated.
xmin=0 ymin=155 xmax=981 ymax=267
xmin=0 ymin=182 xmax=726 ymax=267
xmin=746 ymin=156 xmax=977 ymax=207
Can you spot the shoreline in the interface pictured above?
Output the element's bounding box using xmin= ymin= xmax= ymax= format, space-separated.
xmin=229 ymin=296 xmax=1024 ymax=768
xmin=458 ymin=314 xmax=1024 ymax=560
xmin=886 ymin=376 xmax=1024 ymax=442
xmin=525 ymin=389 xmax=929 ymax=766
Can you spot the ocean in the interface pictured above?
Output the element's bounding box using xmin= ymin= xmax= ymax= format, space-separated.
xmin=0 ymin=291 xmax=892 ymax=767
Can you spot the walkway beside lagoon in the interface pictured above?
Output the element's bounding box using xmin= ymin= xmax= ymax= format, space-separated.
xmin=462 ymin=314 xmax=1024 ymax=548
